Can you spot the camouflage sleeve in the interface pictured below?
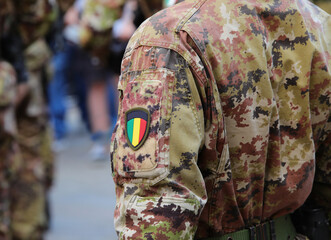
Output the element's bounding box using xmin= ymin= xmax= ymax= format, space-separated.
xmin=309 ymin=13 xmax=331 ymax=229
xmin=110 ymin=42 xmax=210 ymax=238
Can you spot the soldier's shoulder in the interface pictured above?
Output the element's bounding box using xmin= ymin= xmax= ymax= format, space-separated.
xmin=125 ymin=0 xmax=203 ymax=55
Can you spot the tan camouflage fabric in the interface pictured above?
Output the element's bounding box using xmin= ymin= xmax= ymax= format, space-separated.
xmin=0 ymin=62 xmax=16 ymax=108
xmin=0 ymin=60 xmax=20 ymax=239
xmin=310 ymin=0 xmax=331 ymax=232
xmin=0 ymin=131 xmax=21 ymax=240
xmin=10 ymin=38 xmax=54 ymax=239
xmin=11 ymin=114 xmax=47 ymax=240
xmin=79 ymin=0 xmax=125 ymax=66
xmin=110 ymin=0 xmax=331 ymax=238
xmin=314 ymin=0 xmax=331 ymax=14
xmin=24 ymin=39 xmax=51 ymax=117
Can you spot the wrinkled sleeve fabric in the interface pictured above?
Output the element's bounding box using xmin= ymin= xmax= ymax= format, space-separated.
xmin=310 ymin=14 xmax=331 ymax=228
xmin=110 ymin=32 xmax=210 ymax=239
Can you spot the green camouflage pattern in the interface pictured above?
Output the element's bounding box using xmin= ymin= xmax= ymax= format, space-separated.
xmin=10 ymin=38 xmax=54 ymax=239
xmin=11 ymin=114 xmax=47 ymax=240
xmin=312 ymin=0 xmax=331 ymax=231
xmin=1 ymin=1 xmax=53 ymax=238
xmin=81 ymin=0 xmax=124 ymax=32
xmin=110 ymin=0 xmax=331 ymax=238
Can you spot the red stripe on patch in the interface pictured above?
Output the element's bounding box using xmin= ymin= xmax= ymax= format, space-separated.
xmin=139 ymin=119 xmax=147 ymax=143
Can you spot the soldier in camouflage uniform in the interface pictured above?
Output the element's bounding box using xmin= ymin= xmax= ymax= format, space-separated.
xmin=306 ymin=1 xmax=331 ymax=237
xmin=0 ymin=1 xmax=25 ymax=239
xmin=0 ymin=61 xmax=22 ymax=240
xmin=110 ymin=0 xmax=331 ymax=239
xmin=9 ymin=1 xmax=55 ymax=239
xmin=11 ymin=39 xmax=53 ymax=240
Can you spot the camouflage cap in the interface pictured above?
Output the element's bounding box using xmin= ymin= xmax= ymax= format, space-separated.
xmin=0 ymin=61 xmax=16 ymax=108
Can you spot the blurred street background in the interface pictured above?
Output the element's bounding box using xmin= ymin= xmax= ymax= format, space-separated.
xmin=45 ymin=99 xmax=117 ymax=240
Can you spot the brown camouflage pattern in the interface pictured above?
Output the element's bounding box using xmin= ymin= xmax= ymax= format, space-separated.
xmin=79 ymin=0 xmax=125 ymax=66
xmin=0 ymin=59 xmax=20 ymax=240
xmin=0 ymin=61 xmax=16 ymax=108
xmin=10 ymin=38 xmax=54 ymax=239
xmin=16 ymin=0 xmax=56 ymax=46
xmin=110 ymin=0 xmax=331 ymax=238
xmin=1 ymin=0 xmax=53 ymax=239
xmin=311 ymin=0 xmax=331 ymax=232
xmin=11 ymin=113 xmax=48 ymax=240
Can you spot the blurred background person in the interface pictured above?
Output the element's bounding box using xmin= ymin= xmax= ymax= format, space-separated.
xmin=10 ymin=0 xmax=56 ymax=239
xmin=1 ymin=0 xmax=168 ymax=238
xmin=1 ymin=0 xmax=55 ymax=239
xmin=296 ymin=1 xmax=331 ymax=238
xmin=61 ymin=0 xmax=129 ymax=161
xmin=0 ymin=60 xmax=21 ymax=240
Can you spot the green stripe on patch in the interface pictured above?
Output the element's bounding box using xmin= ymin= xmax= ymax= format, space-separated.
xmin=127 ymin=119 xmax=134 ymax=143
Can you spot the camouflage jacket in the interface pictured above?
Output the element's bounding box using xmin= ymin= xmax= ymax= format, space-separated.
xmin=0 ymin=129 xmax=21 ymax=238
xmin=110 ymin=0 xmax=331 ymax=239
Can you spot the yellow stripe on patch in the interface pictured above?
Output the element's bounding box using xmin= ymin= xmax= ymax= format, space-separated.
xmin=132 ymin=118 xmax=141 ymax=147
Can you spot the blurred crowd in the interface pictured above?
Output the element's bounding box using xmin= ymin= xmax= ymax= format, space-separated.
xmin=0 ymin=0 xmax=166 ymax=239
xmin=0 ymin=0 xmax=329 ymax=240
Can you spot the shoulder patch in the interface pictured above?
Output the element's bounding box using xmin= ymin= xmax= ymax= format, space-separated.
xmin=125 ymin=108 xmax=150 ymax=151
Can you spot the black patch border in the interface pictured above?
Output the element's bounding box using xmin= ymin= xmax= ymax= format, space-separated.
xmin=125 ymin=108 xmax=151 ymax=151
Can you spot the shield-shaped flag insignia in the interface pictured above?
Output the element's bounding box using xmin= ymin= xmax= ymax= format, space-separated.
xmin=125 ymin=108 xmax=150 ymax=151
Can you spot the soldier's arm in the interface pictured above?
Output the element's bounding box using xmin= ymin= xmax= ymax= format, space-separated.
xmin=110 ymin=42 xmax=211 ymax=238
xmin=309 ymin=14 xmax=331 ymax=233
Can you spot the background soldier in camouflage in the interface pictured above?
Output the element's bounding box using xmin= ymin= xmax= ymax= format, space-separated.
xmin=0 ymin=1 xmax=25 ymax=239
xmin=110 ymin=0 xmax=331 ymax=239
xmin=79 ymin=0 xmax=125 ymax=66
xmin=11 ymin=40 xmax=53 ymax=240
xmin=8 ymin=0 xmax=55 ymax=239
xmin=0 ymin=61 xmax=22 ymax=240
